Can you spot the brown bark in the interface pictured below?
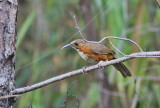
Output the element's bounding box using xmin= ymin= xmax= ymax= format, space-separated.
xmin=80 ymin=0 xmax=112 ymax=108
xmin=0 ymin=0 xmax=18 ymax=107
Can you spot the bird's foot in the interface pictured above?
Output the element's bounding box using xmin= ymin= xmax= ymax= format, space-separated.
xmin=98 ymin=61 xmax=105 ymax=69
xmin=82 ymin=66 xmax=88 ymax=75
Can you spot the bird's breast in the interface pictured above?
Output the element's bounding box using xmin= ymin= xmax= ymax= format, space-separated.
xmin=77 ymin=50 xmax=97 ymax=63
xmin=76 ymin=47 xmax=115 ymax=64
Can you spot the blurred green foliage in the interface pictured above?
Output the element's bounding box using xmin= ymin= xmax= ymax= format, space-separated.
xmin=15 ymin=0 xmax=160 ymax=108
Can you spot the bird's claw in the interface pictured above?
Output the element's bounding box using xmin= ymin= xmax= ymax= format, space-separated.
xmin=82 ymin=66 xmax=88 ymax=75
xmin=98 ymin=61 xmax=104 ymax=69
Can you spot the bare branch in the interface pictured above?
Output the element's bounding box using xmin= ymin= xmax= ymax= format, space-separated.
xmin=99 ymin=36 xmax=143 ymax=52
xmin=108 ymin=39 xmax=127 ymax=56
xmin=11 ymin=51 xmax=160 ymax=95
xmin=84 ymin=36 xmax=143 ymax=52
xmin=0 ymin=95 xmax=20 ymax=100
xmin=73 ymin=14 xmax=87 ymax=41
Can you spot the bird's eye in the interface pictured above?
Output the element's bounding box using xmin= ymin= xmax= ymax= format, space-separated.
xmin=74 ymin=42 xmax=78 ymax=46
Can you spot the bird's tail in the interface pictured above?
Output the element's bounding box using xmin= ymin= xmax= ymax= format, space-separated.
xmin=113 ymin=63 xmax=131 ymax=78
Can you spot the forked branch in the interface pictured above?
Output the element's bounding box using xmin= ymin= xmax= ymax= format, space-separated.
xmin=11 ymin=51 xmax=160 ymax=95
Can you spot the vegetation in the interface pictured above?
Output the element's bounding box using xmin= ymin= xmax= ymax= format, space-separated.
xmin=15 ymin=0 xmax=160 ymax=108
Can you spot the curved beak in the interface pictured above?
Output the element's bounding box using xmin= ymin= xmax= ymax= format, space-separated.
xmin=61 ymin=44 xmax=72 ymax=49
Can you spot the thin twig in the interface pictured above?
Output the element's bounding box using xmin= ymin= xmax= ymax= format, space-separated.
xmin=99 ymin=36 xmax=143 ymax=52
xmin=0 ymin=95 xmax=20 ymax=100
xmin=11 ymin=51 xmax=160 ymax=95
xmin=154 ymin=0 xmax=160 ymax=8
xmin=73 ymin=14 xmax=87 ymax=42
xmin=84 ymin=36 xmax=143 ymax=52
xmin=108 ymin=39 xmax=127 ymax=56
xmin=73 ymin=16 xmax=143 ymax=54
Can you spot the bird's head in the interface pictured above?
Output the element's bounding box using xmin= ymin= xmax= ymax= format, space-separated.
xmin=62 ymin=39 xmax=86 ymax=50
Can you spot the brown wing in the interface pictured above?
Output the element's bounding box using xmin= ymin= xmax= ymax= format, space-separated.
xmin=91 ymin=43 xmax=115 ymax=55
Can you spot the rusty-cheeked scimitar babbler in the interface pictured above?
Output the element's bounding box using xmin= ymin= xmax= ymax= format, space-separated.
xmin=62 ymin=39 xmax=131 ymax=78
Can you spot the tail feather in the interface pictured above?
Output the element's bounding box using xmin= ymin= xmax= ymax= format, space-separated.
xmin=113 ymin=63 xmax=131 ymax=78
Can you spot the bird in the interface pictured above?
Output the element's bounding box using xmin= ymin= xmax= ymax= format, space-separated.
xmin=62 ymin=39 xmax=131 ymax=78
